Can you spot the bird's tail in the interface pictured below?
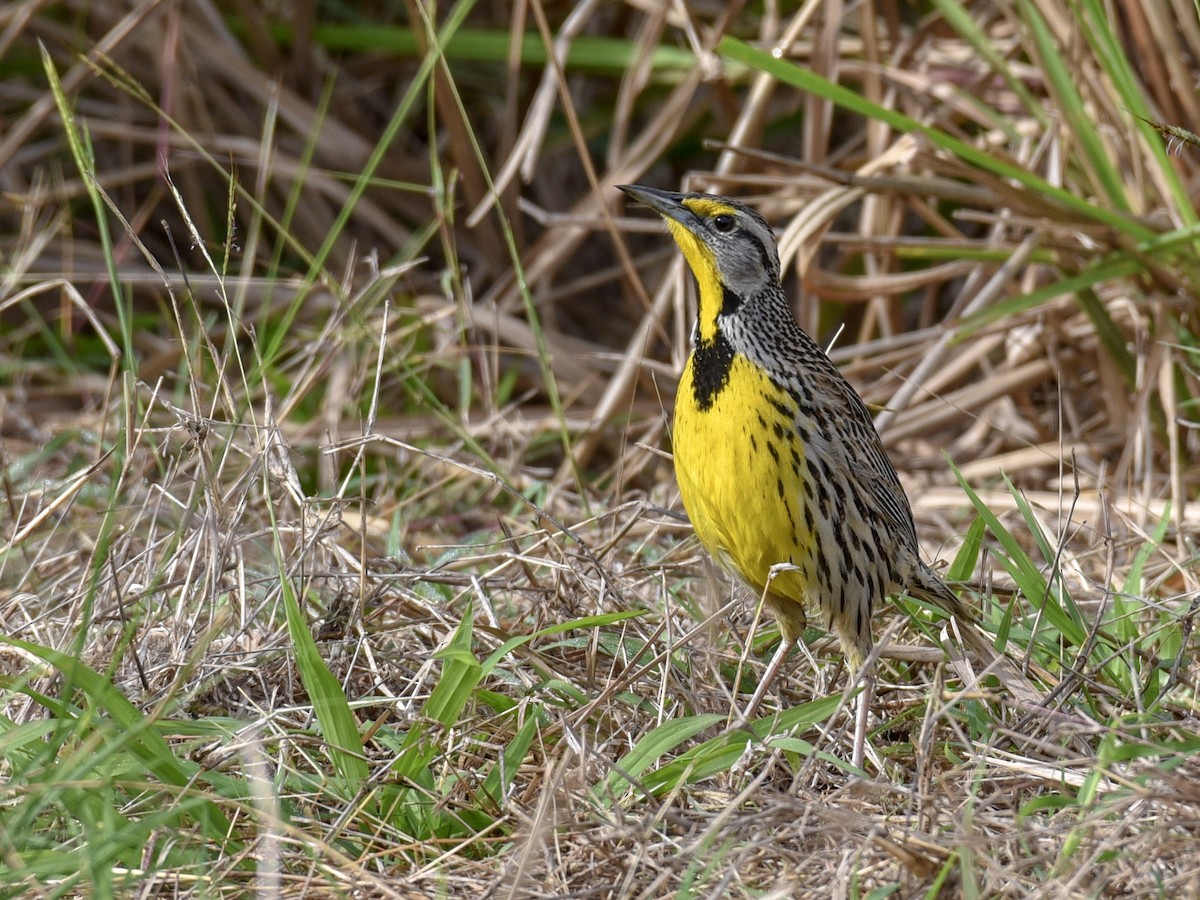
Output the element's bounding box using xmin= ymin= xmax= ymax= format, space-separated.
xmin=909 ymin=561 xmax=982 ymax=624
xmin=908 ymin=562 xmax=1044 ymax=705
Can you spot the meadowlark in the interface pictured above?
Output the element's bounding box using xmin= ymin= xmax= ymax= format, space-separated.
xmin=619 ymin=183 xmax=1017 ymax=765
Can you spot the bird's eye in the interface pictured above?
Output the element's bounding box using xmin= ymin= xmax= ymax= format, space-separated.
xmin=713 ymin=214 xmax=736 ymax=233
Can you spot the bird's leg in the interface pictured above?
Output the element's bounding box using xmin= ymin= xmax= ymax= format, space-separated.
xmin=743 ymin=637 xmax=793 ymax=719
xmin=740 ymin=576 xmax=806 ymax=720
xmin=851 ymin=663 xmax=875 ymax=769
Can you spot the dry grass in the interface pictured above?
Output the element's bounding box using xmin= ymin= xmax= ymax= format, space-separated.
xmin=2 ymin=1 xmax=1200 ymax=897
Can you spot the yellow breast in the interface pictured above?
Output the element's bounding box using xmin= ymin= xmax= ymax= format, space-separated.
xmin=672 ymin=353 xmax=817 ymax=608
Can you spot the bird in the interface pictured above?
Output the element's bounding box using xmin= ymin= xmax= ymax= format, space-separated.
xmin=618 ymin=183 xmax=1024 ymax=767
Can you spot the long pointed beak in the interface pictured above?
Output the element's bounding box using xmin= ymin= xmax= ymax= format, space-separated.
xmin=617 ymin=184 xmax=694 ymax=226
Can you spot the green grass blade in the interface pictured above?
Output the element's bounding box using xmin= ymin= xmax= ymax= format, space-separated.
xmin=393 ymin=603 xmax=482 ymax=782
xmin=598 ymin=713 xmax=725 ymax=803
xmin=948 ymin=516 xmax=987 ymax=583
xmin=261 ymin=0 xmax=476 ymax=372
xmin=957 ymin=252 xmax=1142 ymax=335
xmin=717 ymin=36 xmax=1154 ymax=239
xmin=0 ymin=635 xmax=235 ymax=844
xmin=280 ymin=25 xmax=700 ymax=75
xmin=1019 ymin=0 xmax=1129 ymax=211
xmin=38 ymin=42 xmax=133 ymax=369
xmin=932 ymin=0 xmax=1046 ymax=129
xmin=423 ymin=604 xmax=484 ymax=728
xmin=949 ymin=464 xmax=1088 ymax=649
xmin=281 ymin=578 xmax=369 ymax=794
xmin=481 ymin=610 xmax=645 ymax=675
xmin=631 ymin=695 xmax=847 ymax=800
xmin=1076 ymin=0 xmax=1197 ymax=224
xmin=1074 ymin=288 xmax=1139 ymax=391
xmin=481 ymin=714 xmax=539 ymax=807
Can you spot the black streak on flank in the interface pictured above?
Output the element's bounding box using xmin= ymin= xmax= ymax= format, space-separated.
xmin=691 ymin=330 xmax=736 ymax=411
xmin=768 ymin=395 xmax=793 ymax=419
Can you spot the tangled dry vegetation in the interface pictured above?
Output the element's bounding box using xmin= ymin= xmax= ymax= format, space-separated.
xmin=2 ymin=1 xmax=1200 ymax=897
